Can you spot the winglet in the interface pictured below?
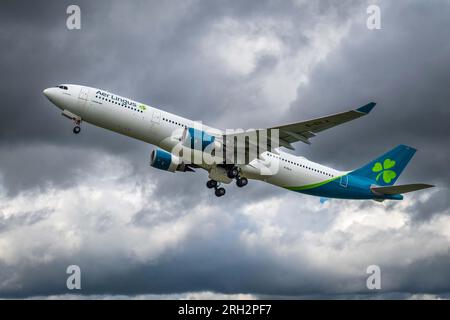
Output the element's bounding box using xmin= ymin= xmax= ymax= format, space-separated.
xmin=356 ymin=102 xmax=376 ymax=114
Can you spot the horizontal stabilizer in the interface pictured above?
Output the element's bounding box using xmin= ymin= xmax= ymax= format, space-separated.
xmin=371 ymin=184 xmax=434 ymax=195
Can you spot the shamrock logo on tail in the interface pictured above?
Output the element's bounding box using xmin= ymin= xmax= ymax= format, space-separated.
xmin=372 ymin=159 xmax=397 ymax=183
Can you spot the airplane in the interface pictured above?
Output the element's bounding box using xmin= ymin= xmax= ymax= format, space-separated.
xmin=43 ymin=84 xmax=434 ymax=200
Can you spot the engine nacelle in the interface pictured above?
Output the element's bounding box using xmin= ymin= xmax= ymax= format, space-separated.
xmin=150 ymin=149 xmax=183 ymax=173
xmin=150 ymin=149 xmax=194 ymax=173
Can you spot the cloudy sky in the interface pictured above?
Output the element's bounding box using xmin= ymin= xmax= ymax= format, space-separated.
xmin=0 ymin=0 xmax=449 ymax=299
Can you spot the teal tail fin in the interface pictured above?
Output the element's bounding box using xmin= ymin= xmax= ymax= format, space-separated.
xmin=350 ymin=145 xmax=417 ymax=186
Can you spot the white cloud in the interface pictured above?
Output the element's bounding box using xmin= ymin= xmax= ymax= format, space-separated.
xmin=0 ymin=147 xmax=448 ymax=296
xmin=202 ymin=17 xmax=284 ymax=76
xmin=0 ymin=149 xmax=223 ymax=280
xmin=236 ymin=191 xmax=450 ymax=292
xmin=26 ymin=291 xmax=257 ymax=300
xmin=200 ymin=12 xmax=355 ymax=127
xmin=408 ymin=293 xmax=446 ymax=300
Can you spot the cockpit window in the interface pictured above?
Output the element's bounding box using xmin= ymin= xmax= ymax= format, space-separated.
xmin=56 ymin=85 xmax=68 ymax=90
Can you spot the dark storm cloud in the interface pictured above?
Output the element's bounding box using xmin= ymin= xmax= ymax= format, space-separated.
xmin=0 ymin=211 xmax=371 ymax=298
xmin=0 ymin=0 xmax=359 ymax=147
xmin=0 ymin=0 xmax=359 ymax=195
xmin=408 ymin=188 xmax=450 ymax=223
xmin=289 ymin=0 xmax=450 ymax=189
xmin=0 ymin=0 xmax=449 ymax=299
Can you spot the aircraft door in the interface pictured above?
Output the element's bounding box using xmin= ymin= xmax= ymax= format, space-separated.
xmin=340 ymin=175 xmax=348 ymax=188
xmin=78 ymin=87 xmax=89 ymax=101
xmin=151 ymin=110 xmax=161 ymax=124
xmin=77 ymin=87 xmax=90 ymax=116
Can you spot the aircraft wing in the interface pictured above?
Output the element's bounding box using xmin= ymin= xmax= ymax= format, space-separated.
xmin=269 ymin=102 xmax=376 ymax=148
xmin=220 ymin=102 xmax=376 ymax=164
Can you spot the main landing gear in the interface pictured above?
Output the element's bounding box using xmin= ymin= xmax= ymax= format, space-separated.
xmin=206 ymin=179 xmax=226 ymax=197
xmin=229 ymin=166 xmax=248 ymax=188
xmin=207 ymin=167 xmax=249 ymax=197
xmin=236 ymin=177 xmax=248 ymax=188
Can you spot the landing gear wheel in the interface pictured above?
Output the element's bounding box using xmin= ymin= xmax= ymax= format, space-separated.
xmin=73 ymin=126 xmax=81 ymax=134
xmin=236 ymin=177 xmax=248 ymax=188
xmin=206 ymin=180 xmax=218 ymax=189
xmin=227 ymin=167 xmax=239 ymax=179
xmin=215 ymin=187 xmax=226 ymax=197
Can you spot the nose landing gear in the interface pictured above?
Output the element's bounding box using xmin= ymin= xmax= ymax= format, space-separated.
xmin=61 ymin=110 xmax=83 ymax=135
xmin=72 ymin=119 xmax=82 ymax=134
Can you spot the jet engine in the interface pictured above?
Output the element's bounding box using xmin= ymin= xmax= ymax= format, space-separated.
xmin=150 ymin=149 xmax=194 ymax=173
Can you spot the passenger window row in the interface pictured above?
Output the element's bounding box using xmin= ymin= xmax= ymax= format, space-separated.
xmin=162 ymin=117 xmax=187 ymax=128
xmin=95 ymin=95 xmax=143 ymax=113
xmin=267 ymin=153 xmax=334 ymax=177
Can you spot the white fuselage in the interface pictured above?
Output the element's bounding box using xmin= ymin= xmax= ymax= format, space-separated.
xmin=43 ymin=84 xmax=344 ymax=190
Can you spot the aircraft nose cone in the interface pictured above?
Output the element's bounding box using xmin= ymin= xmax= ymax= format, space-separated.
xmin=43 ymin=88 xmax=51 ymax=97
xmin=43 ymin=87 xmax=56 ymax=101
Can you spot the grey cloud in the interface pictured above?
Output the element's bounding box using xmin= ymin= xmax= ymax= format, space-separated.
xmin=288 ymin=0 xmax=450 ymax=188
xmin=0 ymin=0 xmax=449 ymax=299
xmin=407 ymin=188 xmax=450 ymax=223
xmin=0 ymin=208 xmax=53 ymax=233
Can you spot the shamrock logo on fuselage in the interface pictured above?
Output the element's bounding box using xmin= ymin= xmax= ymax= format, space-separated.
xmin=372 ymin=159 xmax=397 ymax=183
